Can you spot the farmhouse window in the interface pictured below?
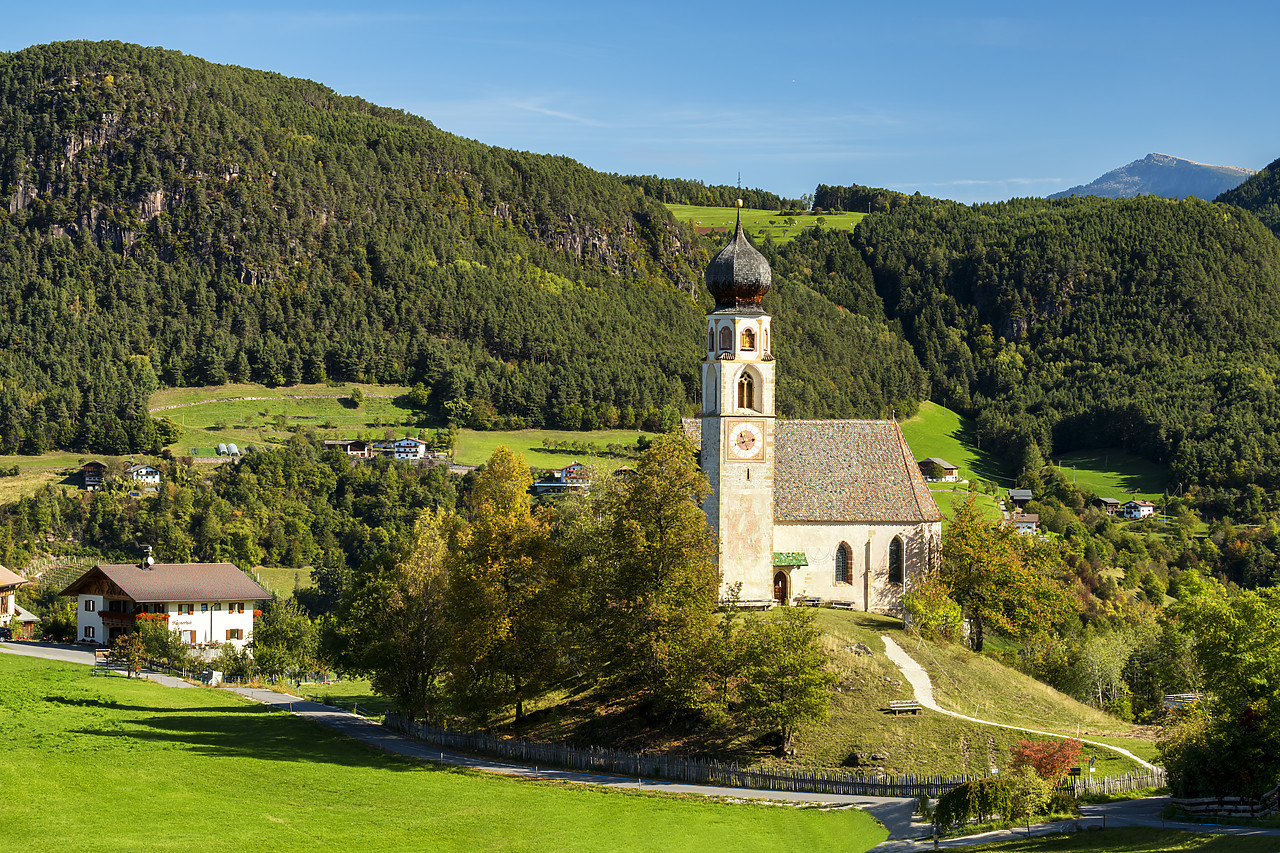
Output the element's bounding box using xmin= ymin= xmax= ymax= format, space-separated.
xmin=84 ymin=626 xmax=95 ymax=639
xmin=84 ymin=600 xmax=96 ymax=612
xmin=226 ymin=629 xmax=243 ymax=641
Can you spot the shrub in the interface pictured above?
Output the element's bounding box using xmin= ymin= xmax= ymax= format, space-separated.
xmin=1006 ymin=766 xmax=1054 ymax=819
xmin=933 ymin=778 xmax=1012 ymax=831
xmin=1010 ymin=737 xmax=1083 ymax=783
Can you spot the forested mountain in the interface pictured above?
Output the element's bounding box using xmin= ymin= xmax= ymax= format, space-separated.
xmin=846 ymin=192 xmax=1280 ymax=487
xmin=1048 ymin=153 xmax=1254 ymax=201
xmin=1217 ymin=156 xmax=1280 ymax=239
xmin=0 ymin=41 xmax=923 ymax=455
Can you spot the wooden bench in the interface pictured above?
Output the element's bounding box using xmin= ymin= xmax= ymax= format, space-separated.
xmin=794 ymin=596 xmax=823 ymax=607
xmin=888 ymin=699 xmax=922 ymax=715
xmin=829 ymin=601 xmax=857 ymax=611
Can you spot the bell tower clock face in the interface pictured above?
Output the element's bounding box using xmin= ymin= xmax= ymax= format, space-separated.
xmin=726 ymin=419 xmax=766 ymax=462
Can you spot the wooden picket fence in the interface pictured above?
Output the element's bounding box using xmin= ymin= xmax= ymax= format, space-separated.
xmin=1066 ymin=768 xmax=1167 ymax=797
xmin=1173 ymin=783 xmax=1280 ymax=819
xmin=384 ymin=713 xmax=1163 ymax=799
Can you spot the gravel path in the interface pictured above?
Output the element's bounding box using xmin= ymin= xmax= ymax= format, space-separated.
xmin=880 ymin=635 xmax=1157 ymax=771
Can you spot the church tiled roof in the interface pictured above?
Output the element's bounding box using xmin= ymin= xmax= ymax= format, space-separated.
xmin=682 ymin=417 xmax=941 ymax=524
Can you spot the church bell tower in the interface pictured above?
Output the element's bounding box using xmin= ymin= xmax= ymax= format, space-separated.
xmin=701 ymin=201 xmax=775 ymax=602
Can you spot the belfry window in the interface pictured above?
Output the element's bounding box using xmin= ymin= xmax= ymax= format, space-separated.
xmin=718 ymin=325 xmax=733 ymax=352
xmin=835 ymin=543 xmax=852 ymax=585
xmin=763 ymin=326 xmax=770 ymax=354
xmin=708 ymin=327 xmax=715 ymax=352
xmin=740 ymin=327 xmax=756 ymax=351
xmin=888 ymin=537 xmax=904 ymax=585
xmin=737 ymin=373 xmax=752 ymax=409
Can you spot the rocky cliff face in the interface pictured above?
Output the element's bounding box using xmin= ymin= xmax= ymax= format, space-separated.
xmin=1049 ymin=153 xmax=1255 ymax=201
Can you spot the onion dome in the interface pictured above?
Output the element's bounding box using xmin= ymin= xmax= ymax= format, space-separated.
xmin=705 ymin=204 xmax=771 ymax=313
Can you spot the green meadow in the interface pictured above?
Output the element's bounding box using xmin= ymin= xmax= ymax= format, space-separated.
xmin=453 ymin=428 xmax=655 ymax=472
xmin=1046 ymin=451 xmax=1167 ymax=504
xmin=149 ymin=381 xmax=419 ymax=454
xmin=0 ymin=654 xmax=888 ymax=853
xmin=666 ymin=204 xmax=866 ymax=246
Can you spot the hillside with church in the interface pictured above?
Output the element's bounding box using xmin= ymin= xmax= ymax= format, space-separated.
xmin=3 ymin=39 xmax=1280 ymax=812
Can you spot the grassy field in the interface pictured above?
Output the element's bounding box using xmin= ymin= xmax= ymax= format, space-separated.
xmin=252 ymin=566 xmax=314 ymax=597
xmin=666 ymin=204 xmax=866 ymax=246
xmin=899 ymin=402 xmax=1011 ymax=486
xmin=453 ymin=428 xmax=655 ymax=471
xmin=1047 ymin=451 xmax=1167 ymax=504
xmin=149 ymin=381 xmax=420 ymax=454
xmin=0 ymin=654 xmax=888 ymax=852
xmin=962 ymin=827 xmax=1278 ymax=851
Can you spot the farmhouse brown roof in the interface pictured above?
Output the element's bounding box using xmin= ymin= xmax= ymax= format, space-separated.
xmin=0 ymin=564 xmax=27 ymax=590
xmin=682 ymin=418 xmax=942 ymax=523
xmin=60 ymin=562 xmax=269 ymax=603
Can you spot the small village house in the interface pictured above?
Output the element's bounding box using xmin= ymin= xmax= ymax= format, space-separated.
xmin=1 ymin=565 xmax=37 ymax=639
xmin=60 ymin=560 xmax=269 ymax=648
xmin=917 ymin=457 xmax=960 ymax=482
xmin=82 ymin=460 xmax=107 ymax=491
xmin=126 ymin=463 xmax=162 ymax=487
xmin=1123 ymin=499 xmax=1156 ymax=519
xmin=1008 ymin=489 xmax=1033 ymax=510
xmin=1093 ymin=497 xmax=1121 ymax=515
xmin=1012 ymin=513 xmax=1040 ymax=534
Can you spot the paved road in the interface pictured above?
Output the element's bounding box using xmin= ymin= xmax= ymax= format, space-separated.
xmin=880 ymin=635 xmax=1157 ymax=771
xmin=224 ymin=684 xmax=923 ymax=839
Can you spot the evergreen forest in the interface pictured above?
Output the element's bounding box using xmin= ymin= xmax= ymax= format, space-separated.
xmin=0 ymin=41 xmax=922 ymax=458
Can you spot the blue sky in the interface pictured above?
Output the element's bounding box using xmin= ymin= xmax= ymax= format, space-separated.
xmin=3 ymin=1 xmax=1277 ymax=204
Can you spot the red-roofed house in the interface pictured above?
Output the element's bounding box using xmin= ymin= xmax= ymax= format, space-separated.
xmin=1123 ymin=500 xmax=1156 ymax=519
xmin=60 ymin=561 xmax=269 ymax=648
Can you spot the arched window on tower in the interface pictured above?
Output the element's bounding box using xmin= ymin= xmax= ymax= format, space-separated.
xmin=888 ymin=537 xmax=904 ymax=585
xmin=708 ymin=327 xmax=715 ymax=352
xmin=718 ymin=325 xmax=733 ymax=353
xmin=763 ymin=326 xmax=770 ymax=354
xmin=737 ymin=373 xmax=752 ymax=409
xmin=835 ymin=542 xmax=852 ymax=585
xmin=740 ymin=327 xmax=756 ymax=351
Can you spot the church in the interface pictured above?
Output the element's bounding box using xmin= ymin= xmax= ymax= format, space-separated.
xmin=684 ymin=206 xmax=942 ymax=613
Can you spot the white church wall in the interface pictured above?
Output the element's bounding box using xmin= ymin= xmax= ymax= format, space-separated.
xmin=773 ymin=520 xmax=940 ymax=614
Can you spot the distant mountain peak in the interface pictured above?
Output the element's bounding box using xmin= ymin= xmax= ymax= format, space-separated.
xmin=1049 ymin=153 xmax=1256 ymax=201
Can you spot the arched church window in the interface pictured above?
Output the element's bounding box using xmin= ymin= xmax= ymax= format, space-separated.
xmin=737 ymin=372 xmax=755 ymax=411
xmin=718 ymin=325 xmax=733 ymax=352
xmin=740 ymin=327 xmax=756 ymax=351
xmin=888 ymin=537 xmax=904 ymax=585
xmin=835 ymin=542 xmax=851 ymax=585
xmin=708 ymin=327 xmax=715 ymax=352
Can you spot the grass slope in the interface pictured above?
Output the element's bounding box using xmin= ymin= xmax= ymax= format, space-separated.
xmin=666 ymin=204 xmax=866 ymax=246
xmin=504 ymin=610 xmax=1142 ymax=778
xmin=1047 ymin=452 xmax=1167 ymax=504
xmin=0 ymin=654 xmax=887 ymax=853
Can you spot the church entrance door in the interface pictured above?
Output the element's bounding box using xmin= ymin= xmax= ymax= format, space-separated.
xmin=773 ymin=572 xmax=788 ymax=605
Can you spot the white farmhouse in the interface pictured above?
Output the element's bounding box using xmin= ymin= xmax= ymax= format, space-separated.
xmin=126 ymin=464 xmax=162 ymax=486
xmin=61 ymin=561 xmax=269 ymax=648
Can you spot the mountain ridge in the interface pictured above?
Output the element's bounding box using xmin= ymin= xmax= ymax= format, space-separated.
xmin=1049 ymin=152 xmax=1254 ymax=201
